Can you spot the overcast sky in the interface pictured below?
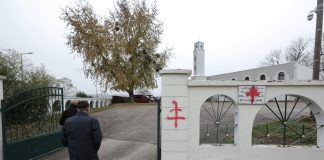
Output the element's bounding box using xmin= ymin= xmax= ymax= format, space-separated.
xmin=0 ymin=0 xmax=317 ymax=96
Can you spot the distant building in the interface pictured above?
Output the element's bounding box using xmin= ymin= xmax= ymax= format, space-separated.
xmin=191 ymin=41 xmax=312 ymax=81
xmin=208 ymin=62 xmax=312 ymax=81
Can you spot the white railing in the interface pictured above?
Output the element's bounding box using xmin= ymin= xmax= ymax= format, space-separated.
xmin=63 ymin=97 xmax=112 ymax=110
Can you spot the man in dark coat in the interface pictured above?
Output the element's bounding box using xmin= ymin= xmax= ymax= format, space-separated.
xmin=62 ymin=100 xmax=102 ymax=160
xmin=59 ymin=100 xmax=78 ymax=125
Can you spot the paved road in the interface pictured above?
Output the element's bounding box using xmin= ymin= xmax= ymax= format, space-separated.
xmin=41 ymin=104 xmax=158 ymax=160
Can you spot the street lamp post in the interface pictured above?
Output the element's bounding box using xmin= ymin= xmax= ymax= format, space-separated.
xmin=20 ymin=52 xmax=34 ymax=83
xmin=308 ymin=0 xmax=323 ymax=80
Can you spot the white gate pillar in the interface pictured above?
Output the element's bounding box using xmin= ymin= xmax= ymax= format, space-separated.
xmin=0 ymin=75 xmax=6 ymax=160
xmin=160 ymin=69 xmax=191 ymax=160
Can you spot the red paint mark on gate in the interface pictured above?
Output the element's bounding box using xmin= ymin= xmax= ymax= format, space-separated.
xmin=245 ymin=85 xmax=260 ymax=104
xmin=167 ymin=100 xmax=186 ymax=128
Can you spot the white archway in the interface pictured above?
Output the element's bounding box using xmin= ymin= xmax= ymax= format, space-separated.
xmin=252 ymin=94 xmax=324 ymax=147
xmin=199 ymin=94 xmax=237 ymax=146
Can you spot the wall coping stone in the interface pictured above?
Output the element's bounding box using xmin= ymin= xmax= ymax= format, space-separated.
xmin=188 ymin=80 xmax=324 ymax=87
xmin=160 ymin=69 xmax=192 ymax=76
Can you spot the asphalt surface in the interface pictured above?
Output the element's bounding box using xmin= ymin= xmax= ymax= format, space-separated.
xmin=41 ymin=103 xmax=158 ymax=160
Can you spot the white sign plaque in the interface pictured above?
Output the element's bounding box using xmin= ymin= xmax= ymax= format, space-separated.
xmin=238 ymin=85 xmax=265 ymax=104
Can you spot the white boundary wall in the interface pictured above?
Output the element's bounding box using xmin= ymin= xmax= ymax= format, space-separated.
xmin=160 ymin=69 xmax=324 ymax=160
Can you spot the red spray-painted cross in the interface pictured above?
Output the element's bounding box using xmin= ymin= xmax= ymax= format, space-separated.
xmin=245 ymin=85 xmax=260 ymax=104
xmin=167 ymin=100 xmax=186 ymax=128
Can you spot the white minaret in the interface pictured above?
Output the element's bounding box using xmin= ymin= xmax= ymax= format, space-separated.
xmin=193 ymin=41 xmax=205 ymax=77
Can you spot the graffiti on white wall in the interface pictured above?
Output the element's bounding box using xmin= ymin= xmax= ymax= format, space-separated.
xmin=167 ymin=100 xmax=186 ymax=128
xmin=238 ymin=85 xmax=265 ymax=104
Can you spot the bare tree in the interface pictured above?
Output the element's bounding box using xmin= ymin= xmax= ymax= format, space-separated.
xmin=285 ymin=37 xmax=313 ymax=66
xmin=260 ymin=49 xmax=283 ymax=66
xmin=261 ymin=36 xmax=313 ymax=68
xmin=55 ymin=77 xmax=75 ymax=97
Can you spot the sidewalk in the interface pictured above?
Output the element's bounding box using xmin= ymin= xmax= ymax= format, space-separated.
xmin=41 ymin=138 xmax=157 ymax=160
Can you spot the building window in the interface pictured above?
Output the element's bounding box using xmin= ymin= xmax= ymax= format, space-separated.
xmin=194 ymin=56 xmax=196 ymax=62
xmin=232 ymin=78 xmax=236 ymax=81
xmin=260 ymin=74 xmax=266 ymax=80
xmin=244 ymin=76 xmax=250 ymax=81
xmin=278 ymin=72 xmax=285 ymax=80
xmin=194 ymin=65 xmax=197 ymax=71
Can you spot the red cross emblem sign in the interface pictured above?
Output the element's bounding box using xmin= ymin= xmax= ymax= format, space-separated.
xmin=238 ymin=85 xmax=265 ymax=104
xmin=167 ymin=100 xmax=186 ymax=128
xmin=246 ymin=85 xmax=260 ymax=104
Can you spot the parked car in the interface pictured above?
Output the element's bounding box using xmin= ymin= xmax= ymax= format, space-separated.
xmin=146 ymin=95 xmax=158 ymax=102
xmin=134 ymin=95 xmax=150 ymax=103
xmin=155 ymin=96 xmax=161 ymax=101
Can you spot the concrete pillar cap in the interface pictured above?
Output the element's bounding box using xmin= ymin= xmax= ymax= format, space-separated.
xmin=159 ymin=69 xmax=191 ymax=76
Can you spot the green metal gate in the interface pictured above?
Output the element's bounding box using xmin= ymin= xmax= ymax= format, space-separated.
xmin=1 ymin=87 xmax=64 ymax=160
xmin=157 ymin=99 xmax=161 ymax=160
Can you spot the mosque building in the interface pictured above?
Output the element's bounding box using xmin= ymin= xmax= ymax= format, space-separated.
xmin=192 ymin=41 xmax=313 ymax=81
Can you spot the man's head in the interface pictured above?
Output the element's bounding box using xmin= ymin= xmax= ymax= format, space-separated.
xmin=77 ymin=100 xmax=90 ymax=112
xmin=70 ymin=100 xmax=78 ymax=108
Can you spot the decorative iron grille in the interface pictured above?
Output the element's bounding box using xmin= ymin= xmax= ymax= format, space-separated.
xmin=252 ymin=95 xmax=323 ymax=147
xmin=200 ymin=95 xmax=237 ymax=145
